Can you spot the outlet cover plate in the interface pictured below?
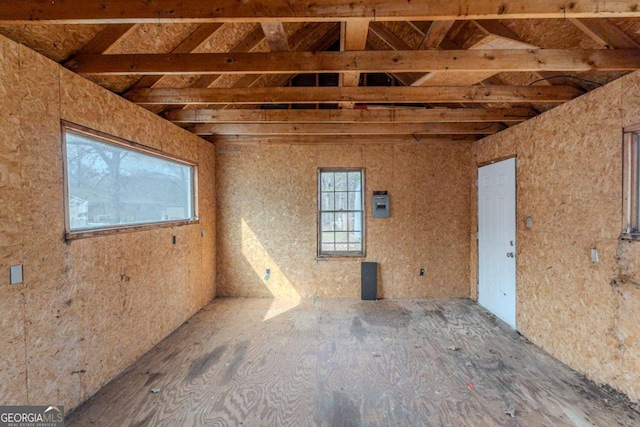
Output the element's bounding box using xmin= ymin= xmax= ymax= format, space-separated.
xmin=10 ymin=264 xmax=23 ymax=285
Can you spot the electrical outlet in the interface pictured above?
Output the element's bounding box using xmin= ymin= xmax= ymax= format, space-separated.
xmin=10 ymin=265 xmax=23 ymax=285
xmin=419 ymin=268 xmax=425 ymax=276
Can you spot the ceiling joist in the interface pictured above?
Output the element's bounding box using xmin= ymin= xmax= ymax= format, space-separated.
xmin=3 ymin=0 xmax=640 ymax=24
xmin=66 ymin=49 xmax=640 ymax=76
xmin=212 ymin=134 xmax=478 ymax=145
xmin=164 ymin=107 xmax=536 ymax=124
xmin=191 ymin=122 xmax=505 ymax=136
xmin=125 ymin=85 xmax=582 ymax=105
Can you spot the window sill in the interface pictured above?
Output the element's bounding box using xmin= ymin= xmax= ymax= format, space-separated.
xmin=621 ymin=232 xmax=640 ymax=242
xmin=316 ymin=255 xmax=367 ymax=261
xmin=65 ymin=219 xmax=199 ymax=241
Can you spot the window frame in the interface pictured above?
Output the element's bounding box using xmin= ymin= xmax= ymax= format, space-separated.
xmin=61 ymin=121 xmax=198 ymax=239
xmin=623 ymin=123 xmax=640 ymax=240
xmin=317 ymin=168 xmax=366 ymax=258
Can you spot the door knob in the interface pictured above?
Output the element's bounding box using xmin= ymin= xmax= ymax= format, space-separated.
xmin=506 ymin=252 xmax=515 ymax=258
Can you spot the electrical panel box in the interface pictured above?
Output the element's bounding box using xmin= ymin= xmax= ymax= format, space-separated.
xmin=372 ymin=191 xmax=389 ymax=218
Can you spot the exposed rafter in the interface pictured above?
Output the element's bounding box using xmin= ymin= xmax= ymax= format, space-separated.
xmin=419 ymin=20 xmax=456 ymax=49
xmin=413 ymin=20 xmax=545 ymax=87
xmin=66 ymin=49 xmax=640 ymax=76
xmin=569 ymin=18 xmax=640 ymax=49
xmin=367 ymin=21 xmax=424 ymax=86
xmin=3 ymin=0 xmax=640 ymax=24
xmin=125 ymin=85 xmax=582 ymax=105
xmin=216 ymin=22 xmax=340 ymax=111
xmin=126 ymin=23 xmax=224 ymax=90
xmin=75 ymin=24 xmax=136 ymax=54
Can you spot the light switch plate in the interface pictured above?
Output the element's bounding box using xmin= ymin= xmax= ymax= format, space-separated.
xmin=10 ymin=264 xmax=23 ymax=285
xmin=591 ymin=248 xmax=599 ymax=263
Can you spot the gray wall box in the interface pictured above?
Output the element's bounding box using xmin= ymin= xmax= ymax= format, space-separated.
xmin=372 ymin=191 xmax=389 ymax=218
xmin=361 ymin=262 xmax=378 ymax=300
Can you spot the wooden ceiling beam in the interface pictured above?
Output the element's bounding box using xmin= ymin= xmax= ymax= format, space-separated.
xmin=341 ymin=19 xmax=370 ymax=87
xmin=212 ymin=134 xmax=478 ymax=145
xmin=164 ymin=107 xmax=536 ymax=123
xmin=569 ymin=18 xmax=640 ymax=48
xmin=125 ymin=85 xmax=582 ymax=105
xmin=67 ymin=49 xmax=640 ymax=75
xmin=192 ymin=122 xmax=505 ymax=136
xmin=4 ymin=1 xmax=640 ymax=24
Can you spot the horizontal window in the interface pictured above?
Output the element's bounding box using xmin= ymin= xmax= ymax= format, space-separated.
xmin=63 ymin=124 xmax=197 ymax=236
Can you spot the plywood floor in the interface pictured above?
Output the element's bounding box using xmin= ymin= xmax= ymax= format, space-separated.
xmin=67 ymin=298 xmax=640 ymax=426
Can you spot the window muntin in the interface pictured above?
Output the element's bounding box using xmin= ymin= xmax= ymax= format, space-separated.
xmin=318 ymin=169 xmax=364 ymax=256
xmin=63 ymin=125 xmax=196 ymax=235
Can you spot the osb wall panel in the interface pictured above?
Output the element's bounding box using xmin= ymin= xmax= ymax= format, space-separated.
xmin=216 ymin=141 xmax=471 ymax=299
xmin=472 ymin=69 xmax=640 ymax=401
xmin=0 ymin=35 xmax=216 ymax=410
xmin=0 ymin=37 xmax=27 ymax=406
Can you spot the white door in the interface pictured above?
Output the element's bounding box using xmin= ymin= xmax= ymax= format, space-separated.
xmin=478 ymin=158 xmax=516 ymax=329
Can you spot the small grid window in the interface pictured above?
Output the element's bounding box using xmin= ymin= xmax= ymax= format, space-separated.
xmin=318 ymin=169 xmax=364 ymax=256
